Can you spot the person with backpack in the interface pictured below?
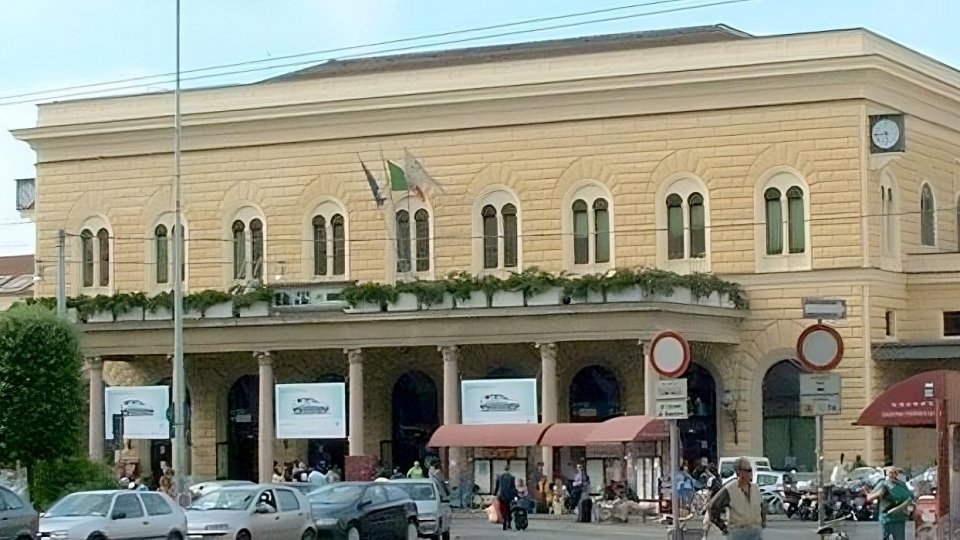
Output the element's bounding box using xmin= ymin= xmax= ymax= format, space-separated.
xmin=865 ymin=465 xmax=914 ymax=540
xmin=494 ymin=463 xmax=518 ymax=530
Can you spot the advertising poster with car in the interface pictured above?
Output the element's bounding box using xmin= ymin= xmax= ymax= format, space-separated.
xmin=275 ymin=383 xmax=346 ymax=439
xmin=104 ymin=386 xmax=170 ymax=440
xmin=461 ymin=378 xmax=538 ymax=424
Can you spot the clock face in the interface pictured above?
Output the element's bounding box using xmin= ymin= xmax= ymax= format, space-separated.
xmin=871 ymin=118 xmax=901 ymax=150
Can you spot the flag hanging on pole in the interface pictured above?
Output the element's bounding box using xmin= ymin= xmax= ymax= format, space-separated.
xmin=387 ymin=160 xmax=408 ymax=192
xmin=359 ymin=157 xmax=386 ymax=207
xmin=403 ymin=149 xmax=444 ymax=201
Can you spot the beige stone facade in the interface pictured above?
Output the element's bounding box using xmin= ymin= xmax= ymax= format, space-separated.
xmin=12 ymin=26 xmax=960 ymax=483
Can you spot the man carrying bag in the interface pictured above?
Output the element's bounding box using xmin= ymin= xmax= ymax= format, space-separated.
xmin=866 ymin=466 xmax=913 ymax=540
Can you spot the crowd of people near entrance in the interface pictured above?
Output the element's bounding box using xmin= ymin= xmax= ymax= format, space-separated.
xmin=271 ymin=459 xmax=342 ymax=486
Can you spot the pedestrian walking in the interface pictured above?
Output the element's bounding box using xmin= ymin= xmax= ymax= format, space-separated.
xmin=865 ymin=465 xmax=913 ymax=540
xmin=494 ymin=463 xmax=518 ymax=531
xmin=707 ymin=456 xmax=766 ymax=539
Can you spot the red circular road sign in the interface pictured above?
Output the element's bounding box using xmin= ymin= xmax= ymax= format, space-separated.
xmin=649 ymin=330 xmax=691 ymax=378
xmin=796 ymin=323 xmax=844 ymax=372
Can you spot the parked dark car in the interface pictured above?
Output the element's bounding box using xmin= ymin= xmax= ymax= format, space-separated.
xmin=0 ymin=487 xmax=37 ymax=540
xmin=308 ymin=482 xmax=418 ymax=540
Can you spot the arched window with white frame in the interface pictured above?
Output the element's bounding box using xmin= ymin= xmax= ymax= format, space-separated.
xmin=473 ymin=188 xmax=521 ymax=272
xmin=226 ymin=205 xmax=267 ymax=284
xmin=394 ymin=195 xmax=433 ymax=277
xmin=655 ymin=175 xmax=709 ymax=272
xmin=149 ymin=214 xmax=188 ymax=289
xmin=754 ymin=169 xmax=811 ymax=273
xmin=562 ymin=182 xmax=614 ymax=271
xmin=305 ymin=200 xmax=348 ymax=280
xmin=77 ymin=216 xmax=113 ymax=293
xmin=920 ymin=182 xmax=936 ymax=247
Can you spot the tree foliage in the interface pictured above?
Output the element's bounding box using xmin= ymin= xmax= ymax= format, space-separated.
xmin=29 ymin=458 xmax=116 ymax=511
xmin=0 ymin=305 xmax=84 ymax=468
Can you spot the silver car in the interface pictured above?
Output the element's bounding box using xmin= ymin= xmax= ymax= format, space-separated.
xmin=292 ymin=398 xmax=328 ymax=416
xmin=0 ymin=486 xmax=37 ymax=540
xmin=479 ymin=394 xmax=519 ymax=412
xmin=186 ymin=484 xmax=315 ymax=540
xmin=120 ymin=399 xmax=154 ymax=416
xmin=388 ymin=480 xmax=451 ymax=540
xmin=39 ymin=490 xmax=186 ymax=540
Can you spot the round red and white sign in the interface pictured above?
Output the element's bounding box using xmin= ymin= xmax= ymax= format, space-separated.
xmin=649 ymin=330 xmax=691 ymax=378
xmin=796 ymin=323 xmax=844 ymax=372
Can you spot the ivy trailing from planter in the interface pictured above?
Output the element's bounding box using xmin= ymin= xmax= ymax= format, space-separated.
xmin=443 ymin=271 xmax=478 ymax=303
xmin=504 ymin=267 xmax=558 ymax=305
xmin=184 ymin=290 xmax=232 ymax=317
xmin=397 ymin=280 xmax=447 ymax=308
xmin=146 ymin=291 xmax=173 ymax=314
xmin=340 ymin=282 xmax=397 ymax=310
xmin=230 ymin=285 xmax=275 ymax=310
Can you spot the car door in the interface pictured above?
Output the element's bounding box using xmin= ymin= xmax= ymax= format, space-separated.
xmin=273 ymin=489 xmax=305 ymax=539
xmin=0 ymin=488 xmax=12 ymax=540
xmin=109 ymin=493 xmax=149 ymax=540
xmin=248 ymin=489 xmax=283 ymax=539
xmin=359 ymin=486 xmax=391 ymax=539
xmin=139 ymin=492 xmax=178 ymax=539
xmin=384 ymin=486 xmax=414 ymax=538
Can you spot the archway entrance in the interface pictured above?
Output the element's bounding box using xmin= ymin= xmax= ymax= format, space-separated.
xmin=307 ymin=373 xmax=347 ymax=473
xmin=763 ymin=360 xmax=815 ymax=471
xmin=391 ymin=371 xmax=438 ymax=471
xmin=148 ymin=378 xmax=191 ymax=484
xmin=569 ymin=365 xmax=621 ymax=423
xmin=678 ymin=363 xmax=717 ymax=466
xmin=227 ymin=375 xmax=259 ymax=481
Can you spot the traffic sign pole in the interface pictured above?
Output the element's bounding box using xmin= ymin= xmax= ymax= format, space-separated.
xmin=669 ymin=419 xmax=680 ymax=532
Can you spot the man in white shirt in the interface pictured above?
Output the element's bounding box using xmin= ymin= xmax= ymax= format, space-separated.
xmin=707 ymin=457 xmax=766 ymax=539
xmin=308 ymin=466 xmax=327 ymax=488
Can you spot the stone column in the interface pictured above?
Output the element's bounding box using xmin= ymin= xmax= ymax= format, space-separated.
xmin=346 ymin=349 xmax=364 ymax=456
xmin=256 ymin=351 xmax=274 ymax=483
xmin=86 ymin=357 xmax=105 ymax=462
xmin=440 ymin=346 xmax=462 ymax=489
xmin=537 ymin=342 xmax=558 ymax=481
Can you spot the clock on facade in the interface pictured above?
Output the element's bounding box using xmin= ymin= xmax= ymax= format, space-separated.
xmin=869 ymin=114 xmax=905 ymax=154
xmin=15 ymin=178 xmax=35 ymax=211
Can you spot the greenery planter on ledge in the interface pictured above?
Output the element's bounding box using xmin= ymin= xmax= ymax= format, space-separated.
xmin=454 ymin=291 xmax=487 ymax=309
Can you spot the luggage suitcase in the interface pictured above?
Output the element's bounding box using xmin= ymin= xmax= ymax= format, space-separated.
xmin=578 ymin=498 xmax=593 ymax=523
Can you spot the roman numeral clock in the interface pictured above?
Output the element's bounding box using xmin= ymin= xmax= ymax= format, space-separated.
xmin=869 ymin=114 xmax=905 ymax=154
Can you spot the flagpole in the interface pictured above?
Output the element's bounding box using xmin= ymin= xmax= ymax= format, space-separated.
xmin=380 ymin=146 xmax=397 ymax=285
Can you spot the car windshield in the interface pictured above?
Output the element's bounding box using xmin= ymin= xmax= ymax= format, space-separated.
xmin=191 ymin=488 xmax=257 ymax=510
xmin=392 ymin=483 xmax=435 ymax=501
xmin=46 ymin=493 xmax=113 ymax=518
xmin=309 ymin=485 xmax=363 ymax=505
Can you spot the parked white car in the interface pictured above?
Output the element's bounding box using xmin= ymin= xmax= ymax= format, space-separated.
xmin=389 ymin=479 xmax=452 ymax=540
xmin=39 ymin=490 xmax=186 ymax=540
xmin=186 ymin=484 xmax=315 ymax=540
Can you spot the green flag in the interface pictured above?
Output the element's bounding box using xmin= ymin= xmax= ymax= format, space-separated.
xmin=388 ymin=160 xmax=408 ymax=191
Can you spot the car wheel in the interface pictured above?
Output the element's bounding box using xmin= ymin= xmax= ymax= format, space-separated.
xmin=300 ymin=529 xmax=315 ymax=540
xmin=346 ymin=526 xmax=360 ymax=540
xmin=405 ymin=522 xmax=418 ymax=540
xmin=236 ymin=529 xmax=252 ymax=540
xmin=167 ymin=532 xmax=183 ymax=540
xmin=87 ymin=533 xmax=107 ymax=540
xmin=441 ymin=531 xmax=451 ymax=540
xmin=293 ymin=408 xmax=302 ymax=414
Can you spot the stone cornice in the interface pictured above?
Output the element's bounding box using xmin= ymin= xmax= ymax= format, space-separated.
xmin=12 ymin=30 xmax=960 ymax=162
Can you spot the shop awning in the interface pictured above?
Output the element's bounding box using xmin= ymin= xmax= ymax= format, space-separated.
xmin=539 ymin=423 xmax=599 ymax=446
xmin=427 ymin=423 xmax=551 ymax=448
xmin=584 ymin=415 xmax=668 ymax=443
xmin=856 ymin=370 xmax=960 ymax=427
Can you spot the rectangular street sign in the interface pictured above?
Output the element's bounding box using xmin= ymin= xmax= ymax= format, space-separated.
xmin=800 ymin=373 xmax=842 ymax=417
xmin=656 ymin=379 xmax=688 ymax=400
xmin=802 ymin=297 xmax=847 ymax=320
xmin=655 ymin=399 xmax=689 ymax=420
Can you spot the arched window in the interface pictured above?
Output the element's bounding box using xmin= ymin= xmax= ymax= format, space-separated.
xmin=787 ymin=186 xmax=805 ymax=254
xmin=572 ymin=200 xmax=589 ymax=264
xmin=81 ymin=229 xmax=94 ymax=287
xmin=593 ymin=199 xmax=610 ymax=263
xmin=155 ymin=225 xmax=169 ymax=284
xmin=921 ymin=183 xmax=936 ymax=247
xmin=414 ymin=209 xmax=430 ymax=272
xmin=502 ymin=204 xmax=518 ymax=268
xmin=688 ymin=193 xmax=705 ymax=258
xmin=232 ymin=220 xmax=245 ymax=279
xmin=482 ymin=205 xmax=498 ymax=269
xmin=396 ymin=210 xmax=411 ymax=273
xmin=764 ymin=188 xmax=783 ymax=255
xmin=249 ymin=219 xmax=263 ymax=280
xmin=763 ymin=360 xmax=815 ymax=471
xmin=96 ymin=229 xmax=110 ymax=286
xmin=666 ymin=194 xmax=684 ymax=260
xmin=331 ymin=214 xmax=345 ymax=276
xmin=312 ymin=216 xmax=326 ymax=276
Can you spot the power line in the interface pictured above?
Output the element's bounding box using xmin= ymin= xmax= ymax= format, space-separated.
xmin=0 ymin=0 xmax=753 ymax=107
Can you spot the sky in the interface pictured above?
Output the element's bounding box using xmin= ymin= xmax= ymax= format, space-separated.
xmin=2 ymin=0 xmax=959 ymax=257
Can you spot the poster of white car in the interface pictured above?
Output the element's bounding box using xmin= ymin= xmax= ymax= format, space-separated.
xmin=480 ymin=394 xmax=520 ymax=411
xmin=292 ymin=397 xmax=329 ymax=415
xmin=120 ymin=398 xmax=154 ymax=416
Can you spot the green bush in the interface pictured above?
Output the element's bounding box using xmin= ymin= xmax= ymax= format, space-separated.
xmin=29 ymin=458 xmax=117 ymax=511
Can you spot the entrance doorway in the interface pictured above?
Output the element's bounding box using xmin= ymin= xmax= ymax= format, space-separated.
xmin=227 ymin=375 xmax=259 ymax=481
xmin=307 ymin=374 xmax=347 ymax=473
xmin=391 ymin=370 xmax=438 ymax=471
xmin=148 ymin=378 xmax=191 ymax=484
xmin=678 ymin=363 xmax=717 ymax=466
xmin=762 ymin=360 xmax=815 ymax=471
xmin=569 ymin=365 xmax=621 ymax=422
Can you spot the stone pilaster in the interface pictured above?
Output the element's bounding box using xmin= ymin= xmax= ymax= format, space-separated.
xmin=537 ymin=342 xmax=558 ymax=480
xmin=256 ymin=351 xmax=274 ymax=483
xmin=346 ymin=349 xmax=364 ymax=455
xmin=85 ymin=357 xmax=105 ymax=462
